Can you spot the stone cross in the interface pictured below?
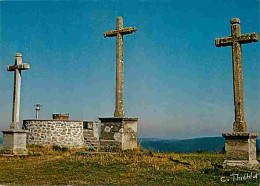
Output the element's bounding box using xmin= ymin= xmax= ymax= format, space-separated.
xmin=7 ymin=53 xmax=30 ymax=130
xmin=104 ymin=16 xmax=137 ymax=117
xmin=215 ymin=18 xmax=259 ymax=132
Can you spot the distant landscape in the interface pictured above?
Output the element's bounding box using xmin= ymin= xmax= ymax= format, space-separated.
xmin=140 ymin=137 xmax=260 ymax=154
xmin=0 ymin=136 xmax=259 ymax=154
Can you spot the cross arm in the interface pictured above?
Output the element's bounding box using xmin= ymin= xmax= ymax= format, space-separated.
xmin=104 ymin=30 xmax=118 ymax=38
xmin=7 ymin=63 xmax=30 ymax=71
xmin=237 ymin=32 xmax=259 ymax=44
xmin=119 ymin=27 xmax=137 ymax=35
xmin=104 ymin=27 xmax=137 ymax=38
xmin=215 ymin=36 xmax=233 ymax=47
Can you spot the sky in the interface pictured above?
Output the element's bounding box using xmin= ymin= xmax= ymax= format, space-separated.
xmin=0 ymin=0 xmax=259 ymax=139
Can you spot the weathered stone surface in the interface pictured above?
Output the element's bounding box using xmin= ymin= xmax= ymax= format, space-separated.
xmin=1 ymin=53 xmax=30 ymax=155
xmin=7 ymin=53 xmax=30 ymax=130
xmin=2 ymin=130 xmax=28 ymax=155
xmin=215 ymin=18 xmax=258 ymax=132
xmin=100 ymin=140 xmax=121 ymax=152
xmin=23 ymin=120 xmax=84 ymax=148
xmin=99 ymin=117 xmax=138 ymax=151
xmin=222 ymin=132 xmax=259 ymax=169
xmin=104 ymin=16 xmax=137 ymax=117
xmin=216 ymin=18 xmax=259 ymax=169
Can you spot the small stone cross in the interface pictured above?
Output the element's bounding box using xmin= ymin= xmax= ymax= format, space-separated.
xmin=104 ymin=16 xmax=137 ymax=117
xmin=215 ymin=18 xmax=258 ymax=132
xmin=7 ymin=53 xmax=30 ymax=130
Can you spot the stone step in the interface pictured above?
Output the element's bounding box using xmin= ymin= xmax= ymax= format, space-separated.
xmin=87 ymin=141 xmax=100 ymax=145
xmin=85 ymin=137 xmax=98 ymax=141
xmin=83 ymin=131 xmax=94 ymax=135
xmin=84 ymin=134 xmax=94 ymax=137
xmin=83 ymin=130 xmax=94 ymax=134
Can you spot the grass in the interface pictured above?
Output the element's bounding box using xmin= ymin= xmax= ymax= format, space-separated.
xmin=0 ymin=147 xmax=259 ymax=185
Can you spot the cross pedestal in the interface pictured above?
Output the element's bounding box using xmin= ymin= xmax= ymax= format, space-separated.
xmin=2 ymin=53 xmax=30 ymax=155
xmin=99 ymin=117 xmax=138 ymax=152
xmin=222 ymin=133 xmax=259 ymax=169
xmin=2 ymin=130 xmax=28 ymax=155
xmin=216 ymin=18 xmax=259 ymax=169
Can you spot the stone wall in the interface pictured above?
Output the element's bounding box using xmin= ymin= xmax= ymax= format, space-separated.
xmin=23 ymin=120 xmax=84 ymax=148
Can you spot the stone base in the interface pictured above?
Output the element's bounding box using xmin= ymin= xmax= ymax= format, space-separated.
xmin=223 ymin=160 xmax=259 ymax=169
xmin=2 ymin=130 xmax=28 ymax=155
xmin=99 ymin=117 xmax=138 ymax=151
xmin=222 ymin=132 xmax=259 ymax=169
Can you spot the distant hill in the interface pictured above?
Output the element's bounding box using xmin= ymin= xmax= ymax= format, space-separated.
xmin=0 ymin=137 xmax=259 ymax=154
xmin=140 ymin=137 xmax=260 ymax=154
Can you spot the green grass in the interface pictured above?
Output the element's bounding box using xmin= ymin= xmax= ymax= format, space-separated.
xmin=0 ymin=147 xmax=259 ymax=185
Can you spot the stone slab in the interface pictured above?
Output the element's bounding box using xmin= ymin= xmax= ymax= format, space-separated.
xmin=223 ymin=160 xmax=259 ymax=169
xmin=2 ymin=129 xmax=28 ymax=155
xmin=222 ymin=132 xmax=259 ymax=169
xmin=99 ymin=117 xmax=138 ymax=151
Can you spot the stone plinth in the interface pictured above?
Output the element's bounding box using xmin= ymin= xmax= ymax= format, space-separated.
xmin=2 ymin=130 xmax=28 ymax=155
xmin=23 ymin=119 xmax=84 ymax=148
xmin=222 ymin=132 xmax=259 ymax=169
xmin=99 ymin=117 xmax=138 ymax=151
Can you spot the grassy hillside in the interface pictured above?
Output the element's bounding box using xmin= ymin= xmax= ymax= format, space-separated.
xmin=0 ymin=146 xmax=259 ymax=185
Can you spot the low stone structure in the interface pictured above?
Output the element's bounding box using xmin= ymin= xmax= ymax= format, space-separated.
xmin=2 ymin=130 xmax=28 ymax=155
xmin=222 ymin=133 xmax=259 ymax=168
xmin=23 ymin=119 xmax=84 ymax=148
xmin=99 ymin=117 xmax=138 ymax=151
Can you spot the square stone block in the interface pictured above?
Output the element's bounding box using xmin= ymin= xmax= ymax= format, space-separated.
xmin=99 ymin=117 xmax=138 ymax=151
xmin=222 ymin=132 xmax=259 ymax=169
xmin=2 ymin=129 xmax=28 ymax=155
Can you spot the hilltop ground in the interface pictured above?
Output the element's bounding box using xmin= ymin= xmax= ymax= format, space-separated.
xmin=0 ymin=146 xmax=259 ymax=185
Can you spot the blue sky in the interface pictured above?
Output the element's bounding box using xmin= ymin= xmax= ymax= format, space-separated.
xmin=0 ymin=0 xmax=259 ymax=139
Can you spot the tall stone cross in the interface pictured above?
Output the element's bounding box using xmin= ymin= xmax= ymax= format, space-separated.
xmin=215 ymin=18 xmax=258 ymax=132
xmin=104 ymin=16 xmax=137 ymax=117
xmin=7 ymin=53 xmax=30 ymax=130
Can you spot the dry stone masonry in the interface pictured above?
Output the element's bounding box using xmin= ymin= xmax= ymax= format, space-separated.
xmin=23 ymin=120 xmax=84 ymax=148
xmin=215 ymin=18 xmax=259 ymax=169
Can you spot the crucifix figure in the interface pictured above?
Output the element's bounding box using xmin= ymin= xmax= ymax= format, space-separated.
xmin=104 ymin=16 xmax=137 ymax=117
xmin=7 ymin=53 xmax=30 ymax=130
xmin=215 ymin=18 xmax=258 ymax=132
